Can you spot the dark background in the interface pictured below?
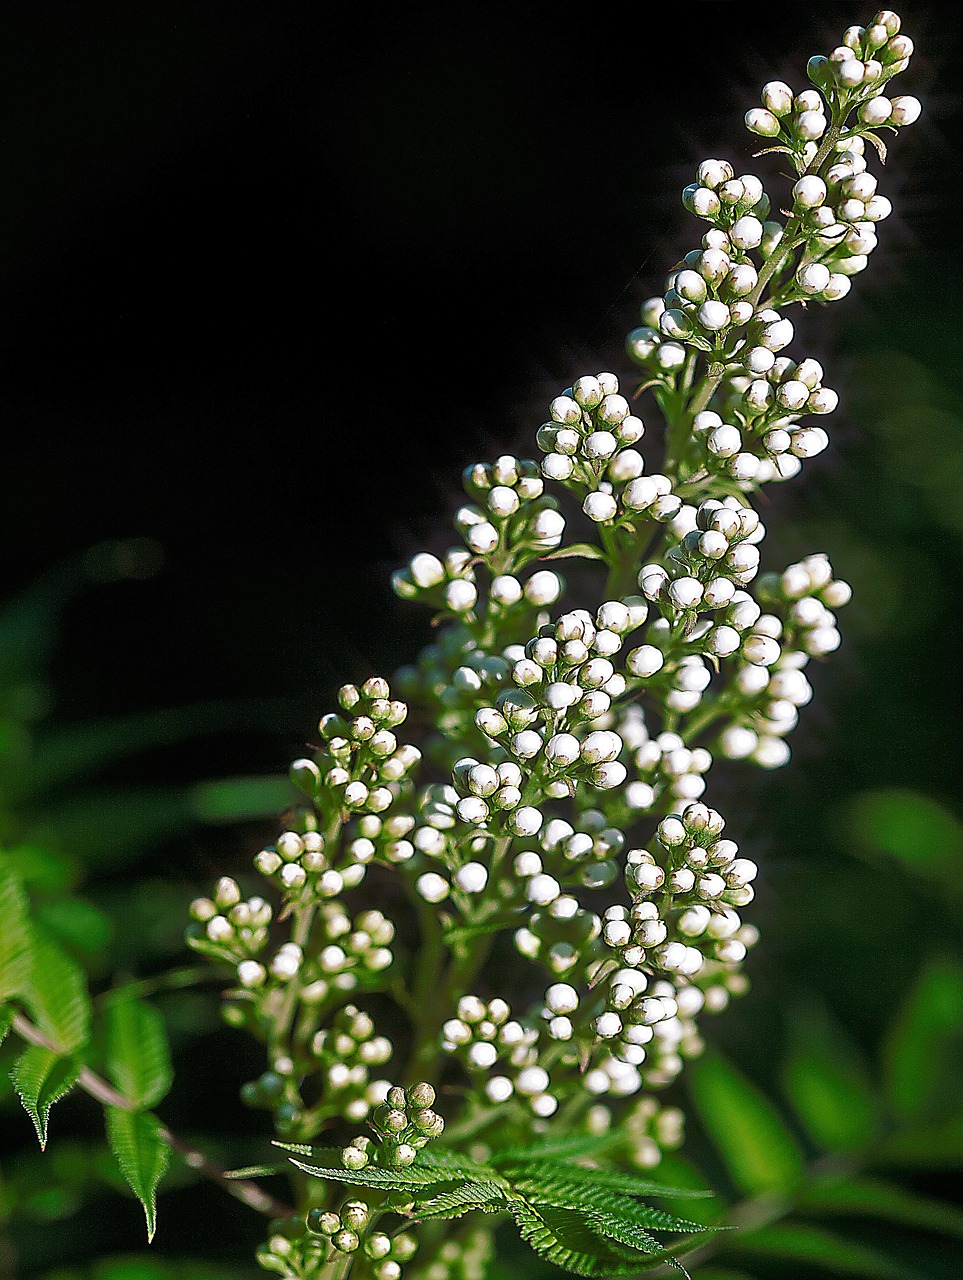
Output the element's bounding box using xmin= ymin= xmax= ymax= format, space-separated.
xmin=0 ymin=0 xmax=953 ymax=737
xmin=2 ymin=2 xmax=962 ymax=1276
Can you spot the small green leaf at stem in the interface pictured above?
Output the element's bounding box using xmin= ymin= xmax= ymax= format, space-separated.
xmin=11 ymin=1044 xmax=80 ymax=1148
xmin=539 ymin=543 xmax=608 ymax=563
xmin=105 ymin=995 xmax=173 ymax=1110
xmin=23 ymin=929 xmax=91 ymax=1053
xmin=0 ymin=852 xmax=31 ymax=1001
xmin=106 ymin=1106 xmax=170 ymax=1241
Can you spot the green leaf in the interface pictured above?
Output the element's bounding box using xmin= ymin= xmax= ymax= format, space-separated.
xmin=224 ymin=1162 xmax=289 ymax=1179
xmin=23 ymin=930 xmax=91 ymax=1053
xmin=509 ymin=1198 xmax=654 ymax=1278
xmin=781 ymin=1002 xmax=877 ymax=1151
xmin=10 ymin=1045 xmax=81 ymax=1148
xmin=0 ymin=851 xmax=31 ymax=1000
xmin=846 ymin=788 xmax=963 ymax=887
xmin=290 ymin=1151 xmax=469 ymax=1192
xmin=732 ymin=1223 xmax=922 ymax=1280
xmin=539 ymin=543 xmax=607 ymax=563
xmin=883 ymin=956 xmax=963 ymax=1120
xmin=801 ymin=1175 xmax=963 ymax=1238
xmin=106 ymin=1107 xmax=170 ymax=1241
xmin=689 ymin=1051 xmax=804 ymax=1197
xmin=491 ymin=1131 xmax=622 ymax=1165
xmin=413 ymin=1179 xmax=508 ymax=1221
xmin=0 ymin=1005 xmax=14 ymax=1045
xmin=503 ymin=1160 xmax=713 ymax=1201
xmin=105 ymin=996 xmax=173 ymax=1110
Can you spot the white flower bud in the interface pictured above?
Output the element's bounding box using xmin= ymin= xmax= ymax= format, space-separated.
xmin=416 ymin=873 xmax=450 ymax=904
xmin=746 ymin=108 xmax=780 ymax=137
xmin=583 ymin=491 xmax=618 ymax=523
xmin=455 ymin=862 xmax=489 ymax=894
xmin=445 ymin=580 xmax=477 ymax=612
xmin=793 ymin=175 xmax=827 ymax=209
xmin=761 ymin=81 xmax=793 ymax=116
xmin=730 ymin=216 xmax=763 ymax=250
xmin=409 ymin=553 xmax=445 ymax=589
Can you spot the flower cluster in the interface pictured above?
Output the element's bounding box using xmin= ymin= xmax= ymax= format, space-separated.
xmin=188 ymin=13 xmax=918 ymax=1278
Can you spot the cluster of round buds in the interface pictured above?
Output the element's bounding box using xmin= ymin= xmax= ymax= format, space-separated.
xmin=620 ymin=721 xmax=713 ymax=812
xmin=448 ymin=756 xmax=542 ymax=840
xmin=657 ymin=232 xmax=767 ymax=352
xmin=339 ymin=1082 xmax=444 ymax=1174
xmin=308 ymin=1004 xmax=393 ymax=1123
xmin=758 ymin=553 xmax=851 ymax=658
xmin=442 ymin=996 xmax=559 ymax=1117
xmin=651 ymin=498 xmax=766 ymax=614
xmin=308 ymin=1198 xmax=418 ymax=1279
xmin=270 ymin=904 xmax=395 ymax=1006
xmin=746 ymin=82 xmax=834 ymax=152
xmin=254 ymin=824 xmax=363 ymax=898
xmin=188 ymin=879 xmax=273 ymax=966
xmin=285 ymin=680 xmax=419 ymax=833
xmin=682 ymin=159 xmax=770 ymax=232
xmin=536 ymin=373 xmax=645 ymax=522
xmin=514 ymin=895 xmax=602 ymax=976
xmin=626 ymin=296 xmax=688 ymax=377
xmin=458 ymin=454 xmax=573 ymax=558
xmin=393 ymin=545 xmax=479 ymax=615
xmin=816 ymin=13 xmax=916 ymax=105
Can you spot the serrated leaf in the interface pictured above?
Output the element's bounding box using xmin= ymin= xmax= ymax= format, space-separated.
xmin=224 ymin=1162 xmax=289 ymax=1179
xmin=510 ymin=1199 xmax=653 ymax=1277
xmin=491 ymin=1131 xmax=621 ymax=1165
xmin=504 ymin=1159 xmax=713 ymax=1200
xmin=106 ymin=1107 xmax=170 ymax=1241
xmin=539 ymin=543 xmax=607 ymax=563
xmin=23 ymin=930 xmax=91 ymax=1053
xmin=0 ymin=852 xmax=31 ymax=1000
xmin=413 ymin=1179 xmax=508 ymax=1221
xmin=420 ymin=1149 xmax=502 ymax=1181
xmin=801 ymin=1175 xmax=963 ymax=1238
xmin=290 ymin=1153 xmax=463 ymax=1192
xmin=10 ymin=1045 xmax=80 ymax=1148
xmin=782 ymin=1002 xmax=877 ymax=1151
xmin=0 ymin=1006 xmax=14 ymax=1045
xmin=105 ymin=996 xmax=172 ymax=1110
xmin=689 ymin=1051 xmax=804 ymax=1197
xmin=884 ymin=957 xmax=963 ymax=1121
xmin=732 ymin=1223 xmax=921 ymax=1280
xmin=512 ymin=1175 xmax=710 ymax=1235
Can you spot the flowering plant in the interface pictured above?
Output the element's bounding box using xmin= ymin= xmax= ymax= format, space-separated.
xmin=1 ymin=11 xmax=929 ymax=1280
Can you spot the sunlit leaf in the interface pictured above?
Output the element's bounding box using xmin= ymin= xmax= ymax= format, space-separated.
xmin=539 ymin=543 xmax=607 ymax=563
xmin=782 ymin=1002 xmax=877 ymax=1150
xmin=801 ymin=1175 xmax=963 ymax=1238
xmin=0 ymin=851 xmax=31 ymax=1000
xmin=105 ymin=996 xmax=173 ymax=1110
xmin=883 ymin=956 xmax=963 ymax=1120
xmin=23 ymin=930 xmax=91 ymax=1053
xmin=637 ymin=1153 xmax=720 ymax=1227
xmin=731 ymin=1222 xmax=923 ymax=1279
xmin=689 ymin=1051 xmax=804 ymax=1197
xmin=105 ymin=1107 xmax=170 ymax=1241
xmin=10 ymin=1045 xmax=80 ymax=1147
